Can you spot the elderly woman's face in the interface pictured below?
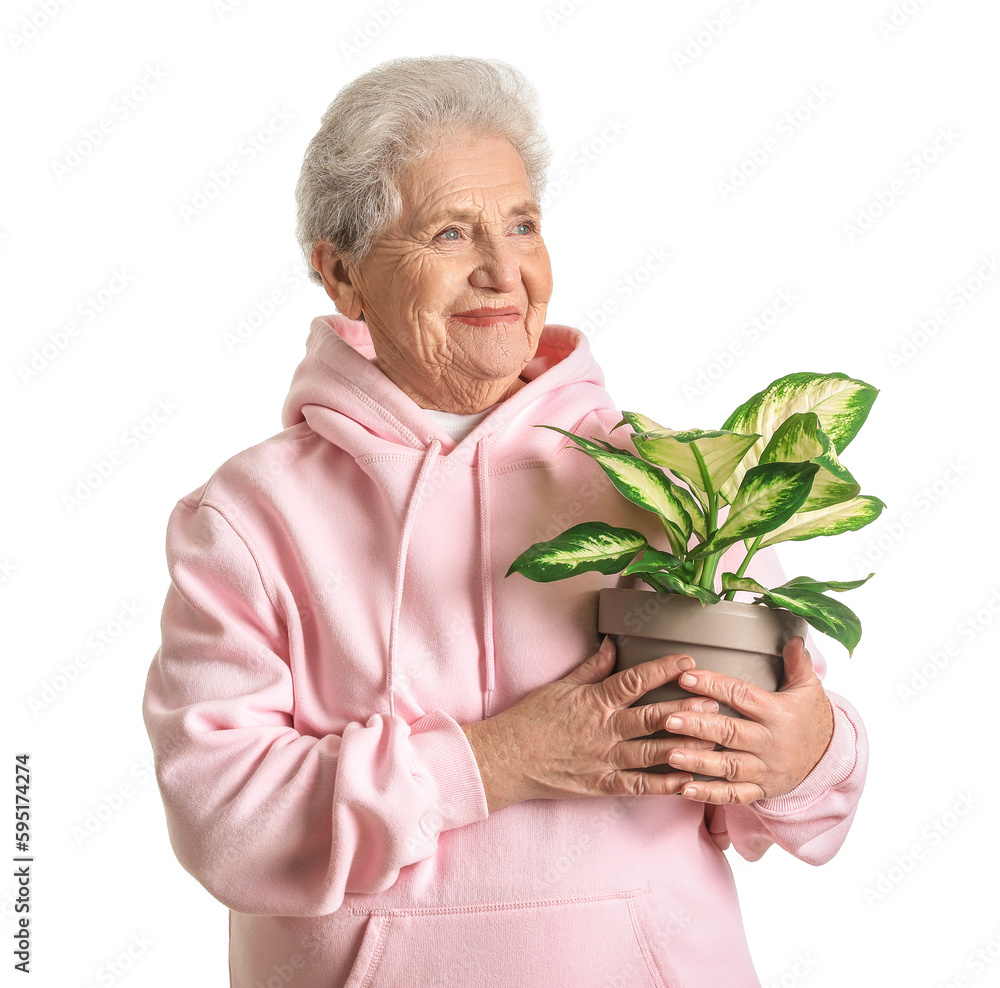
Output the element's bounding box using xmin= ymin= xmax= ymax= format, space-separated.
xmin=317 ymin=134 xmax=553 ymax=413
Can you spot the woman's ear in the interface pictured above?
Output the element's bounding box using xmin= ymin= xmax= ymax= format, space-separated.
xmin=311 ymin=242 xmax=364 ymax=320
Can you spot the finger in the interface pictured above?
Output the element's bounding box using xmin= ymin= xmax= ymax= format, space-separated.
xmin=615 ymin=696 xmax=720 ymax=741
xmin=676 ymin=668 xmax=767 ymax=719
xmin=600 ymin=768 xmax=695 ymax=799
xmin=596 ymin=653 xmax=696 ymax=709
xmin=665 ymin=745 xmax=765 ymax=782
xmin=562 ymin=634 xmax=618 ymax=686
xmin=612 ymin=737 xmax=715 ymax=771
xmin=780 ymin=635 xmax=817 ymax=691
xmin=678 ymin=780 xmax=767 ymax=805
xmin=663 ymin=710 xmax=768 ymax=752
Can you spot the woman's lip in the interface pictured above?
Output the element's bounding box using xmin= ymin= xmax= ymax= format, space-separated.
xmin=448 ymin=308 xmax=522 ymax=324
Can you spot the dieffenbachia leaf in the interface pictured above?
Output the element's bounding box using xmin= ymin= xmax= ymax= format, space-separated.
xmin=622 ymin=547 xmax=696 ymax=584
xmin=628 ymin=426 xmax=760 ymax=506
xmin=758 ymin=586 xmax=863 ymax=655
xmin=720 ymin=372 xmax=878 ymax=503
xmin=778 ymin=573 xmax=874 ymax=594
xmin=539 ymin=425 xmax=693 ymax=554
xmin=758 ymin=413 xmax=860 ymax=511
xmin=641 ymin=570 xmax=721 ymax=604
xmin=689 ymin=461 xmax=819 ymax=559
xmin=614 ymin=415 xmax=709 ymax=538
xmin=719 ymin=575 xmax=863 ymax=655
xmin=757 ymin=495 xmax=886 ymax=548
xmin=505 ymin=521 xmax=647 ymax=582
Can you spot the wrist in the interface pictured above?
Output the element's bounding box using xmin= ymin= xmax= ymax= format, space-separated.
xmin=461 ymin=716 xmax=525 ymax=813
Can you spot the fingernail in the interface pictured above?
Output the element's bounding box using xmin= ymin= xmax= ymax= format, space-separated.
xmin=701 ymin=700 xmax=719 ymax=713
xmin=680 ymin=672 xmax=697 ymax=688
xmin=682 ymin=785 xmax=698 ymax=798
xmin=665 ymin=715 xmax=683 ymax=731
xmin=677 ymin=656 xmax=695 ymax=671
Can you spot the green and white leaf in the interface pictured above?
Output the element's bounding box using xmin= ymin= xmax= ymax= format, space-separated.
xmin=641 ymin=569 xmax=721 ymax=604
xmin=505 ymin=521 xmax=647 ymax=582
xmin=720 ymin=575 xmax=863 ymax=655
xmin=629 ymin=427 xmax=760 ymax=504
xmin=720 ymin=574 xmax=769 ymax=596
xmin=689 ymin=461 xmax=819 ymax=559
xmin=720 ymin=372 xmax=878 ymax=502
xmin=622 ymin=547 xmax=696 ymax=584
xmin=778 ymin=574 xmax=874 ymax=594
xmin=758 ymin=586 xmax=863 ymax=656
xmin=757 ymin=495 xmax=886 ymax=548
xmin=759 ymin=413 xmax=860 ymax=511
xmin=539 ymin=425 xmax=693 ymax=553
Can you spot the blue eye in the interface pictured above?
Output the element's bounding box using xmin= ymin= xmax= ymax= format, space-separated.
xmin=513 ymin=222 xmax=534 ymax=235
xmin=438 ymin=228 xmax=460 ymax=241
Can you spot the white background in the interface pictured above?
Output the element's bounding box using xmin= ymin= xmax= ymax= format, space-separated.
xmin=4 ymin=1 xmax=998 ymax=985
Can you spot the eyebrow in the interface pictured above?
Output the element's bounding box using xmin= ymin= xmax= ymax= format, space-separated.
xmin=422 ymin=199 xmax=541 ymax=227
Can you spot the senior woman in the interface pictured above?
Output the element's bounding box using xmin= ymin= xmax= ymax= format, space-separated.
xmin=143 ymin=55 xmax=868 ymax=987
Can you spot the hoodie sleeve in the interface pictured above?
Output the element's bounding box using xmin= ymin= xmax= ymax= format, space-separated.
xmin=142 ymin=495 xmax=489 ymax=917
xmin=700 ymin=543 xmax=870 ymax=865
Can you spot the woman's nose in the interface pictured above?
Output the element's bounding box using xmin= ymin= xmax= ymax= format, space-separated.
xmin=468 ymin=239 xmax=520 ymax=293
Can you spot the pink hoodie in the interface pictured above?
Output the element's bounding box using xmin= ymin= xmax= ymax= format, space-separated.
xmin=142 ymin=314 xmax=868 ymax=987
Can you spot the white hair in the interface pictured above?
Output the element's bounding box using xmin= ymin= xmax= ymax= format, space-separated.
xmin=295 ymin=55 xmax=552 ymax=285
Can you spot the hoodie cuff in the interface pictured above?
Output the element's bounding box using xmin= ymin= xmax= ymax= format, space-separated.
xmin=409 ymin=710 xmax=490 ymax=831
xmin=752 ymin=697 xmax=859 ymax=815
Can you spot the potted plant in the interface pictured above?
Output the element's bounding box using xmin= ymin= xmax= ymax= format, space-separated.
xmin=506 ymin=371 xmax=884 ymax=773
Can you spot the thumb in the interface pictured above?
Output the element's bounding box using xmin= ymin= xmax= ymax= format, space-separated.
xmin=563 ymin=634 xmax=617 ymax=686
xmin=781 ymin=635 xmax=816 ymax=690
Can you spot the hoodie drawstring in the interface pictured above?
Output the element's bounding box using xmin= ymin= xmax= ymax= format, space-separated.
xmin=386 ymin=439 xmax=442 ymax=717
xmin=385 ymin=434 xmax=498 ymax=722
xmin=477 ymin=436 xmax=496 ymax=719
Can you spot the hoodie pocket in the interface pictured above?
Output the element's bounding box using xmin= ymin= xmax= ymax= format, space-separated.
xmin=341 ymin=885 xmax=668 ymax=988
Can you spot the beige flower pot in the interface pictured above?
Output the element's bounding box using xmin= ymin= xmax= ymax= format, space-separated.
xmin=597 ymin=588 xmax=807 ymax=779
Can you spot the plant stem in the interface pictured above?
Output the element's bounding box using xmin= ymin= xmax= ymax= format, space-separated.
xmin=690 ymin=444 xmax=720 ymax=592
xmin=722 ymin=535 xmax=764 ymax=601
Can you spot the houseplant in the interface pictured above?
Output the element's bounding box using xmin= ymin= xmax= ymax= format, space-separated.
xmin=506 ymin=371 xmax=884 ymax=773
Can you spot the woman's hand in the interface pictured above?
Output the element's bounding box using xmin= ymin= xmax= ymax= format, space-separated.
xmin=460 ymin=636 xmax=716 ymax=812
xmin=662 ymin=636 xmax=835 ymax=804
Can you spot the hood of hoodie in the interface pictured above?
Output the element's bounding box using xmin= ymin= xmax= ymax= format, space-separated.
xmin=279 ymin=314 xmax=619 ymax=720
